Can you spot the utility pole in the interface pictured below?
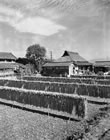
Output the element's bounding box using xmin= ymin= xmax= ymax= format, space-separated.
xmin=50 ymin=51 xmax=53 ymax=61
xmin=103 ymin=6 xmax=106 ymax=57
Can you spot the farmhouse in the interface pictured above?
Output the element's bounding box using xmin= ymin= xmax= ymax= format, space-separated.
xmin=42 ymin=50 xmax=92 ymax=77
xmin=94 ymin=60 xmax=110 ymax=73
xmin=0 ymin=52 xmax=26 ymax=76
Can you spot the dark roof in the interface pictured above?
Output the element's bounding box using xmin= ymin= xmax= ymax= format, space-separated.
xmin=0 ymin=62 xmax=25 ymax=69
xmin=43 ymin=62 xmax=72 ymax=67
xmin=0 ymin=52 xmax=17 ymax=60
xmin=94 ymin=61 xmax=110 ymax=67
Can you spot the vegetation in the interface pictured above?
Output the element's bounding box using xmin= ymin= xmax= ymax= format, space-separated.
xmin=0 ymin=76 xmax=110 ymax=139
xmin=26 ymin=44 xmax=46 ymax=72
xmin=23 ymin=76 xmax=110 ymax=85
xmin=0 ymin=79 xmax=110 ymax=98
xmin=0 ymin=87 xmax=86 ymax=119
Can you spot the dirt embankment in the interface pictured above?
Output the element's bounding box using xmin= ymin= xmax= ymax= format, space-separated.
xmin=66 ymin=104 xmax=110 ymax=140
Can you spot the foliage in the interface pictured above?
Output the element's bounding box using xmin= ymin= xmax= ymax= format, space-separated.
xmin=71 ymin=75 xmax=110 ymax=79
xmin=23 ymin=76 xmax=110 ymax=85
xmin=0 ymin=87 xmax=86 ymax=118
xmin=97 ymin=71 xmax=104 ymax=76
xmin=26 ymin=44 xmax=46 ymax=72
xmin=0 ymin=79 xmax=110 ymax=98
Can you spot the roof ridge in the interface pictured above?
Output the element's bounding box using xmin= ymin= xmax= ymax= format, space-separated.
xmin=66 ymin=51 xmax=78 ymax=54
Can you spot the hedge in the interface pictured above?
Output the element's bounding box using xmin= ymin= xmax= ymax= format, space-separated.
xmin=0 ymin=79 xmax=24 ymax=88
xmin=0 ymin=79 xmax=110 ymax=98
xmin=0 ymin=87 xmax=87 ymax=119
xmin=71 ymin=75 xmax=110 ymax=80
xmin=23 ymin=76 xmax=110 ymax=85
xmin=23 ymin=75 xmax=110 ymax=80
xmin=23 ymin=81 xmax=110 ymax=98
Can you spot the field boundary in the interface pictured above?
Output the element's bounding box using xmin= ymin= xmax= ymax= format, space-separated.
xmin=0 ymin=86 xmax=87 ymax=120
xmin=0 ymin=79 xmax=110 ymax=98
xmin=0 ymin=98 xmax=80 ymax=122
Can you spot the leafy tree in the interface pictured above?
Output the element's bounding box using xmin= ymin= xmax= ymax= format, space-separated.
xmin=26 ymin=44 xmax=46 ymax=72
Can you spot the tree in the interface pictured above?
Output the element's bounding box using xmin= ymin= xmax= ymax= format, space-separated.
xmin=26 ymin=44 xmax=46 ymax=72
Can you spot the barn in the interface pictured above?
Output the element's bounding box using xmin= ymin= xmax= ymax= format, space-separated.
xmin=42 ymin=50 xmax=92 ymax=77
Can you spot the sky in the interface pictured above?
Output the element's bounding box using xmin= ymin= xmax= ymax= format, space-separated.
xmin=0 ymin=0 xmax=110 ymax=60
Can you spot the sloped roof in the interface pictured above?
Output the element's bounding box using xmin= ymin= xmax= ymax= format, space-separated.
xmin=54 ymin=56 xmax=71 ymax=62
xmin=0 ymin=52 xmax=17 ymax=60
xmin=54 ymin=50 xmax=89 ymax=63
xmin=65 ymin=51 xmax=87 ymax=62
xmin=43 ymin=62 xmax=72 ymax=67
xmin=0 ymin=62 xmax=25 ymax=69
xmin=43 ymin=51 xmax=91 ymax=67
xmin=94 ymin=61 xmax=110 ymax=67
xmin=77 ymin=61 xmax=92 ymax=66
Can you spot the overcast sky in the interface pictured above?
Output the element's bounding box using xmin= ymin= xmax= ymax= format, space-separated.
xmin=0 ymin=0 xmax=110 ymax=60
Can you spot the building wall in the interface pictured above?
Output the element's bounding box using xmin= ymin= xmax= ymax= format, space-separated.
xmin=42 ymin=66 xmax=69 ymax=77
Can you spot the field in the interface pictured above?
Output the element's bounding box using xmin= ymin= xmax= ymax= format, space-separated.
xmin=0 ymin=75 xmax=110 ymax=139
xmin=0 ymin=102 xmax=110 ymax=140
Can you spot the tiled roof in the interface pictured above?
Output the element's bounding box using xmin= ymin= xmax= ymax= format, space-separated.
xmin=0 ymin=52 xmax=16 ymax=60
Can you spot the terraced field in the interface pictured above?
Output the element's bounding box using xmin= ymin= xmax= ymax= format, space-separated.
xmin=0 ymin=101 xmax=110 ymax=140
xmin=0 ymin=104 xmax=84 ymax=140
xmin=0 ymin=76 xmax=110 ymax=139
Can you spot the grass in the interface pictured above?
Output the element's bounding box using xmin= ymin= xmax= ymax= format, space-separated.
xmin=0 ymin=77 xmax=110 ymax=139
xmin=0 ymin=104 xmax=84 ymax=140
xmin=0 ymin=101 xmax=109 ymax=140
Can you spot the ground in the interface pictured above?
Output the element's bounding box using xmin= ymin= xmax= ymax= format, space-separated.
xmin=0 ymin=104 xmax=83 ymax=140
xmin=0 ymin=103 xmax=110 ymax=140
